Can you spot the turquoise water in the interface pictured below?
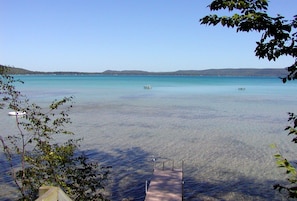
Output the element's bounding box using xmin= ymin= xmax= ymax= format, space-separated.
xmin=13 ymin=75 xmax=296 ymax=100
xmin=1 ymin=75 xmax=297 ymax=200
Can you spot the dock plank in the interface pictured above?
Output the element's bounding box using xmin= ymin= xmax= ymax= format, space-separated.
xmin=145 ymin=169 xmax=183 ymax=201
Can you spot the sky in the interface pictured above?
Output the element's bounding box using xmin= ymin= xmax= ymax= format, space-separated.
xmin=1 ymin=0 xmax=296 ymax=72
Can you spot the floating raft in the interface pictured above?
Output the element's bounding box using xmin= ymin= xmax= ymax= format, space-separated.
xmin=145 ymin=161 xmax=183 ymax=201
xmin=144 ymin=85 xmax=152 ymax=89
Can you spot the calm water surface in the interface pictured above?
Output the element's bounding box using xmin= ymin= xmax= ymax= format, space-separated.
xmin=0 ymin=75 xmax=296 ymax=200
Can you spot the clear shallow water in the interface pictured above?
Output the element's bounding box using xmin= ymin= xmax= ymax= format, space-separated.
xmin=1 ymin=75 xmax=297 ymax=200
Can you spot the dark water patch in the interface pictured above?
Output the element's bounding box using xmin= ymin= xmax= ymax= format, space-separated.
xmin=128 ymin=132 xmax=154 ymax=139
xmin=118 ymin=122 xmax=155 ymax=129
xmin=0 ymin=153 xmax=22 ymax=201
xmin=85 ymin=147 xmax=154 ymax=201
xmin=183 ymin=166 xmax=287 ymax=201
xmin=120 ymin=92 xmax=155 ymax=100
xmin=181 ymin=137 xmax=200 ymax=144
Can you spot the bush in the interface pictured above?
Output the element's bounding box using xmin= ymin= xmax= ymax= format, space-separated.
xmin=0 ymin=66 xmax=110 ymax=200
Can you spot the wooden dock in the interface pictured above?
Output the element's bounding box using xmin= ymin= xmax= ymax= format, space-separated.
xmin=145 ymin=161 xmax=183 ymax=201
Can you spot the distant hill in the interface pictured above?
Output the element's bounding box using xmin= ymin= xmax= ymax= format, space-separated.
xmin=174 ymin=68 xmax=287 ymax=77
xmin=0 ymin=64 xmax=288 ymax=77
xmin=0 ymin=65 xmax=33 ymax=74
xmin=101 ymin=68 xmax=287 ymax=77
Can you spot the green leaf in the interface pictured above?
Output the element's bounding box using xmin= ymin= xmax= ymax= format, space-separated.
xmin=270 ymin=143 xmax=277 ymax=149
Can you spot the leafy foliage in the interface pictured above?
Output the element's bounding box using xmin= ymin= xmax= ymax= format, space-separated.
xmin=271 ymin=112 xmax=297 ymax=198
xmin=0 ymin=66 xmax=24 ymax=110
xmin=200 ymin=0 xmax=297 ymax=82
xmin=201 ymin=0 xmax=297 ymax=198
xmin=0 ymin=65 xmax=110 ymax=200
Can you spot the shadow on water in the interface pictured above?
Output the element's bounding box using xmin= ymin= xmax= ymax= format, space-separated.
xmin=183 ymin=166 xmax=289 ymax=201
xmin=85 ymin=147 xmax=289 ymax=201
xmin=0 ymin=153 xmax=21 ymax=201
xmin=0 ymin=147 xmax=290 ymax=201
xmin=85 ymin=147 xmax=154 ymax=201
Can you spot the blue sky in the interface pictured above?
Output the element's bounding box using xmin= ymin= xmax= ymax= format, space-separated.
xmin=1 ymin=0 xmax=296 ymax=72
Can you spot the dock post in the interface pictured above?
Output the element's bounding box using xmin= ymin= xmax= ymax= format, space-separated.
xmin=182 ymin=160 xmax=184 ymax=172
xmin=182 ymin=160 xmax=184 ymax=201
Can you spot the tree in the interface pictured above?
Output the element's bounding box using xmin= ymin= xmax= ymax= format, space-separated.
xmin=0 ymin=65 xmax=110 ymax=200
xmin=200 ymin=0 xmax=297 ymax=82
xmin=200 ymin=0 xmax=297 ymax=198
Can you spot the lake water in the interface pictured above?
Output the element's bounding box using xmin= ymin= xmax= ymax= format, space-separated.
xmin=0 ymin=75 xmax=297 ymax=200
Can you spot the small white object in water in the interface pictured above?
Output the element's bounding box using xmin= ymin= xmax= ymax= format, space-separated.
xmin=8 ymin=111 xmax=26 ymax=116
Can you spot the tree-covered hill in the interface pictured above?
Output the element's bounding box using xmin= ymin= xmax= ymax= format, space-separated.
xmin=1 ymin=65 xmax=34 ymax=74
xmin=0 ymin=64 xmax=288 ymax=77
xmin=101 ymin=68 xmax=287 ymax=77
